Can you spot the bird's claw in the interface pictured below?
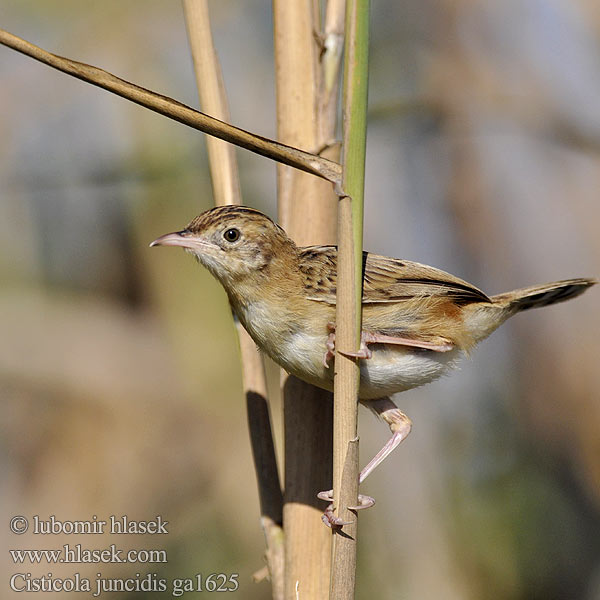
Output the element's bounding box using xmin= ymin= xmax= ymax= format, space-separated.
xmin=349 ymin=495 xmax=376 ymax=511
xmin=317 ymin=490 xmax=334 ymax=502
xmin=322 ymin=505 xmax=352 ymax=528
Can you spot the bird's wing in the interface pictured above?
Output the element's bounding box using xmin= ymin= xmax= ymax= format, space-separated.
xmin=362 ymin=254 xmax=491 ymax=304
xmin=299 ymin=248 xmax=488 ymax=351
xmin=300 ymin=247 xmax=490 ymax=306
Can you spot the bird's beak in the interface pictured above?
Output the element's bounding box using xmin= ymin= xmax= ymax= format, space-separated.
xmin=149 ymin=231 xmax=189 ymax=248
xmin=149 ymin=231 xmax=218 ymax=252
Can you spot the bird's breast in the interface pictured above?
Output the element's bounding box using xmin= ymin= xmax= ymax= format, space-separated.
xmin=233 ymin=298 xmax=327 ymax=362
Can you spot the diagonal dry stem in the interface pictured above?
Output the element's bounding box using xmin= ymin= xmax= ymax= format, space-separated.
xmin=0 ymin=27 xmax=341 ymax=186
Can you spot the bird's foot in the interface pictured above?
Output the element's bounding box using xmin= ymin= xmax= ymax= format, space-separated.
xmin=338 ymin=338 xmax=373 ymax=360
xmin=317 ymin=489 xmax=375 ymax=528
xmin=323 ymin=325 xmax=374 ymax=366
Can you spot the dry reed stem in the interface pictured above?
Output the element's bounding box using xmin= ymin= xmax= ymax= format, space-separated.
xmin=272 ymin=1 xmax=344 ymax=598
xmin=182 ymin=3 xmax=283 ymax=597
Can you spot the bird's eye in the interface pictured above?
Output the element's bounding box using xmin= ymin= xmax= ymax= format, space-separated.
xmin=223 ymin=228 xmax=240 ymax=243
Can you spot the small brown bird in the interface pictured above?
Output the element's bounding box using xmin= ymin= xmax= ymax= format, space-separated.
xmin=151 ymin=205 xmax=595 ymax=508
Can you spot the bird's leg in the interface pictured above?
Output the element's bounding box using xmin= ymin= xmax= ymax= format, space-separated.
xmin=359 ymin=397 xmax=412 ymax=483
xmin=324 ymin=326 xmax=454 ymax=366
xmin=342 ymin=331 xmax=454 ymax=357
xmin=317 ymin=396 xmax=411 ymax=527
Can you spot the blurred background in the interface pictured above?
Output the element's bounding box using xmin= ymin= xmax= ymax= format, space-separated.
xmin=1 ymin=1 xmax=599 ymax=598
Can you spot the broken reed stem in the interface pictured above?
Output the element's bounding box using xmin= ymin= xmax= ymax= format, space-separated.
xmin=331 ymin=0 xmax=369 ymax=598
xmin=182 ymin=3 xmax=283 ymax=598
xmin=0 ymin=27 xmax=341 ymax=186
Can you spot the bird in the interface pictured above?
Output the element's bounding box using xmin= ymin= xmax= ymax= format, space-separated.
xmin=151 ymin=204 xmax=595 ymax=519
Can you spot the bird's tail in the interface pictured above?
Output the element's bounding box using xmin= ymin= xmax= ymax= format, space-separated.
xmin=461 ymin=278 xmax=595 ymax=349
xmin=490 ymin=278 xmax=596 ymax=312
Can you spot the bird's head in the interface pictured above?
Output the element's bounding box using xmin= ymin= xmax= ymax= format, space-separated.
xmin=150 ymin=205 xmax=296 ymax=286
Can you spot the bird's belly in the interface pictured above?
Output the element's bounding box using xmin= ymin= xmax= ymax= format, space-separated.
xmin=275 ymin=335 xmax=461 ymax=400
xmin=357 ymin=345 xmax=461 ymax=399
